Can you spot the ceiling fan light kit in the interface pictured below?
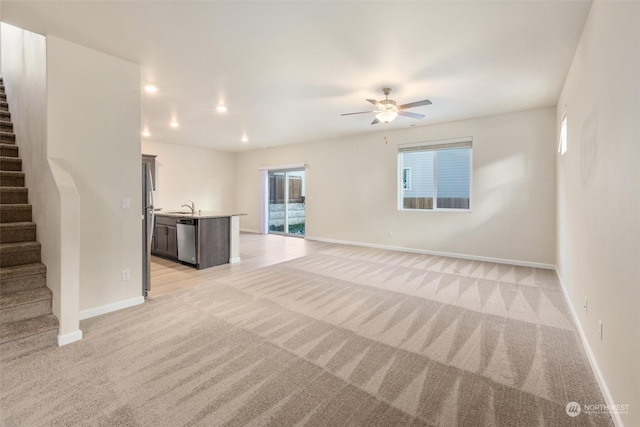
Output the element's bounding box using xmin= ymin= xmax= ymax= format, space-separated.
xmin=376 ymin=110 xmax=398 ymax=123
xmin=342 ymin=87 xmax=432 ymax=125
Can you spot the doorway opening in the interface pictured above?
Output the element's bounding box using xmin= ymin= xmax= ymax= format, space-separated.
xmin=268 ymin=169 xmax=305 ymax=236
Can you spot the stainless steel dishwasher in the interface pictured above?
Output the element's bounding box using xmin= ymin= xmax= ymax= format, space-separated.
xmin=176 ymin=218 xmax=197 ymax=265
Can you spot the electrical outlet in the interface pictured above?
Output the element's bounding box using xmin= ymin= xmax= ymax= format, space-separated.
xmin=599 ymin=320 xmax=603 ymax=340
xmin=122 ymin=269 xmax=130 ymax=281
xmin=584 ymin=296 xmax=588 ymax=314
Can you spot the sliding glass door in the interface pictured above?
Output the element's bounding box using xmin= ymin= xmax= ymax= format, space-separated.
xmin=268 ymin=169 xmax=305 ymax=236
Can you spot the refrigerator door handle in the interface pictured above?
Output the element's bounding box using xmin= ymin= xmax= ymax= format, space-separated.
xmin=148 ymin=168 xmax=155 ymax=250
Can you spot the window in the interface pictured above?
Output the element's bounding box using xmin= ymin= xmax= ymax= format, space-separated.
xmin=559 ymin=114 xmax=567 ymax=155
xmin=398 ymin=137 xmax=472 ymax=211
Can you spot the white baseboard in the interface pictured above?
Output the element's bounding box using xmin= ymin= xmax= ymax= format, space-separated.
xmin=229 ymin=257 xmax=241 ymax=264
xmin=556 ymin=269 xmax=623 ymax=427
xmin=305 ymin=236 xmax=555 ymax=270
xmin=79 ymin=296 xmax=145 ymax=320
xmin=239 ymin=228 xmax=261 ymax=234
xmin=57 ymin=329 xmax=83 ymax=346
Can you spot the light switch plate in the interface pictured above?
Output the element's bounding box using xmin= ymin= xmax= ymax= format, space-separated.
xmin=122 ymin=197 xmax=130 ymax=209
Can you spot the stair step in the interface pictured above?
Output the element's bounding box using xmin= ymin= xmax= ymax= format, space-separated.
xmin=0 ymin=187 xmax=28 ymax=204
xmin=0 ymin=111 xmax=9 ymax=121
xmin=0 ymin=287 xmax=52 ymax=323
xmin=0 ymin=102 xmax=7 ymax=113
xmin=0 ymin=314 xmax=58 ymax=362
xmin=0 ymin=241 xmax=40 ymax=267
xmin=0 ymin=131 xmax=15 ymax=144
xmin=0 ymin=143 xmax=18 ymax=157
xmin=0 ymin=121 xmax=12 ymax=133
xmin=0 ymin=204 xmax=32 ymax=223
xmin=0 ymin=221 xmax=36 ymax=243
xmin=0 ymin=171 xmax=24 ymax=187
xmin=0 ymin=93 xmax=5 ymax=102
xmin=0 ymin=263 xmax=46 ymax=293
xmin=0 ymin=156 xmax=22 ymax=172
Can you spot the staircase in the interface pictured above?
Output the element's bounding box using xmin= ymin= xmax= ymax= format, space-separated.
xmin=0 ymin=77 xmax=59 ymax=361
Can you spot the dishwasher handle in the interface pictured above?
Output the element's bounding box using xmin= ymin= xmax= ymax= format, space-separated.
xmin=177 ymin=218 xmax=197 ymax=226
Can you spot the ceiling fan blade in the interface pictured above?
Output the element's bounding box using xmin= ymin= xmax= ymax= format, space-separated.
xmin=398 ymin=111 xmax=425 ymax=119
xmin=341 ymin=111 xmax=375 ymax=116
xmin=398 ymin=99 xmax=432 ymax=109
xmin=371 ymin=118 xmax=380 ymax=125
xmin=366 ymin=99 xmax=380 ymax=106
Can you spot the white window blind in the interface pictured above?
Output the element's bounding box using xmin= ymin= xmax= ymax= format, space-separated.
xmin=398 ymin=137 xmax=472 ymax=211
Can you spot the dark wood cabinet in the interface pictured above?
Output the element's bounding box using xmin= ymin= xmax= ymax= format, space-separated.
xmin=197 ymin=217 xmax=230 ymax=269
xmin=152 ymin=216 xmax=178 ymax=260
xmin=152 ymin=214 xmax=230 ymax=268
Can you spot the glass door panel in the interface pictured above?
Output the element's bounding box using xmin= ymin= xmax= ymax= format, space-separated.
xmin=268 ymin=171 xmax=286 ymax=233
xmin=286 ymin=170 xmax=305 ymax=235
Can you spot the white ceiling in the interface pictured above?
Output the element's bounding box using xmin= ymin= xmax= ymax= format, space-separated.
xmin=2 ymin=1 xmax=591 ymax=152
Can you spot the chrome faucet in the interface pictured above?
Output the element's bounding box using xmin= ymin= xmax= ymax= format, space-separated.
xmin=181 ymin=200 xmax=195 ymax=214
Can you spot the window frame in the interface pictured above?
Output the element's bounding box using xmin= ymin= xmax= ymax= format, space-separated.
xmin=397 ymin=137 xmax=473 ymax=212
xmin=558 ymin=113 xmax=568 ymax=155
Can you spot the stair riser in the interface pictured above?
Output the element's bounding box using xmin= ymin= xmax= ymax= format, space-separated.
xmin=0 ymin=94 xmax=6 ymax=102
xmin=0 ymin=122 xmax=12 ymax=133
xmin=0 ymin=209 xmax=32 ymax=223
xmin=0 ymin=112 xmax=9 ymax=121
xmin=0 ymin=190 xmax=28 ymax=204
xmin=0 ymin=247 xmax=40 ymax=267
xmin=0 ymin=227 xmax=36 ymax=243
xmin=0 ymin=298 xmax=52 ymax=323
xmin=0 ymin=272 xmax=45 ymax=294
xmin=0 ymin=158 xmax=22 ymax=171
xmin=0 ymin=145 xmax=18 ymax=157
xmin=0 ymin=329 xmax=57 ymax=363
xmin=0 ymin=134 xmax=15 ymax=144
xmin=0 ymin=175 xmax=24 ymax=187
xmin=0 ymin=105 xmax=7 ymax=113
xmin=0 ymin=133 xmax=15 ymax=144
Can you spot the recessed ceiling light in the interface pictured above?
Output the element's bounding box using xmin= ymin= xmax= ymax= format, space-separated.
xmin=144 ymin=84 xmax=158 ymax=93
xmin=216 ymin=105 xmax=228 ymax=113
xmin=241 ymin=135 xmax=249 ymax=143
xmin=142 ymin=130 xmax=151 ymax=137
xmin=170 ymin=121 xmax=179 ymax=128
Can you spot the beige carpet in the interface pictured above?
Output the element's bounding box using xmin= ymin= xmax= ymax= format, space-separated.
xmin=1 ymin=244 xmax=612 ymax=426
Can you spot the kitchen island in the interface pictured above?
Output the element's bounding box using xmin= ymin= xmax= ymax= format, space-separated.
xmin=152 ymin=211 xmax=245 ymax=269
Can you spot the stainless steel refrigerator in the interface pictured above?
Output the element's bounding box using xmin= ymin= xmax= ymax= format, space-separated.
xmin=142 ymin=163 xmax=155 ymax=298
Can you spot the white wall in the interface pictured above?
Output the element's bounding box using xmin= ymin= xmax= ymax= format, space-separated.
xmin=556 ymin=1 xmax=640 ymax=425
xmin=141 ymin=140 xmax=236 ymax=213
xmin=236 ymin=107 xmax=557 ymax=266
xmin=47 ymin=36 xmax=142 ymax=313
xmin=1 ymin=24 xmax=81 ymax=343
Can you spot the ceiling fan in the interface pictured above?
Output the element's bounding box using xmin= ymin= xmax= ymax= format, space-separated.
xmin=341 ymin=88 xmax=432 ymax=125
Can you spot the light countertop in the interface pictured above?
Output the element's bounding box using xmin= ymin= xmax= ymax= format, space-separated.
xmin=154 ymin=210 xmax=246 ymax=219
